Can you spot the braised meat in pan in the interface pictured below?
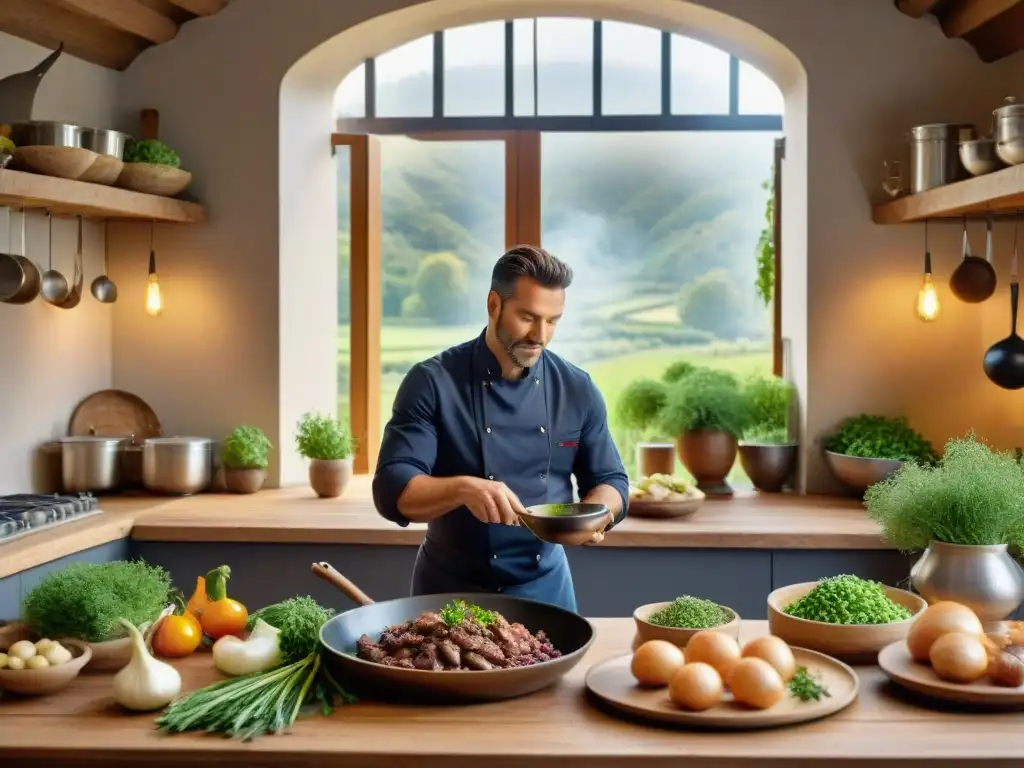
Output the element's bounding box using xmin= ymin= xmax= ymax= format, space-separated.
xmin=355 ymin=600 xmax=563 ymax=671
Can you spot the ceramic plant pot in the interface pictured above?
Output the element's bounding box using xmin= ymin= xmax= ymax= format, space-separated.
xmin=738 ymin=442 xmax=798 ymax=493
xmin=309 ymin=458 xmax=353 ymax=499
xmin=910 ymin=541 xmax=1024 ymax=623
xmin=635 ymin=442 xmax=675 ymax=477
xmin=224 ymin=467 xmax=266 ymax=494
xmin=676 ymin=430 xmax=737 ymax=497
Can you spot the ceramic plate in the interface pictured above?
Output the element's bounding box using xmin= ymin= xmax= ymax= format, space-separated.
xmin=878 ymin=640 xmax=1024 ymax=706
xmin=627 ymin=487 xmax=706 ymax=519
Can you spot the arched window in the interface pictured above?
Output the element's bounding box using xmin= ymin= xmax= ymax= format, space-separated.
xmin=334 ymin=19 xmax=784 ymax=480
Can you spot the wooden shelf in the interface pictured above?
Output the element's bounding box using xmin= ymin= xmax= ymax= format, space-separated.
xmin=873 ymin=163 xmax=1024 ymax=224
xmin=0 ymin=168 xmax=205 ymax=223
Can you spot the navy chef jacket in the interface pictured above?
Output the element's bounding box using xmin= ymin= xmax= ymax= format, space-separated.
xmin=372 ymin=330 xmax=630 ymax=613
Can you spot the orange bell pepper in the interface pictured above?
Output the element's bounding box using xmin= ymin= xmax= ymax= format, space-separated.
xmin=198 ymin=565 xmax=248 ymax=640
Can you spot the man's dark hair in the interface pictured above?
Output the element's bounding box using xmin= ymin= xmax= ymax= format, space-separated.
xmin=490 ymin=245 xmax=573 ymax=300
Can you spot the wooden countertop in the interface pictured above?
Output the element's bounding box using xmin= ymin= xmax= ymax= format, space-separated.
xmin=0 ymin=477 xmax=886 ymax=579
xmin=0 ymin=619 xmax=1014 ymax=767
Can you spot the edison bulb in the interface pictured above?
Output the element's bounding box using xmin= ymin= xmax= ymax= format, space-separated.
xmin=916 ymin=273 xmax=940 ymax=322
xmin=145 ymin=273 xmax=163 ymax=316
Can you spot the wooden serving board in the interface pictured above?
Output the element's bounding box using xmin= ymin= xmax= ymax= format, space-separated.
xmin=585 ymin=648 xmax=858 ymax=729
xmin=878 ymin=640 xmax=1024 ymax=707
xmin=628 ymin=487 xmax=705 ymax=519
xmin=67 ymin=388 xmax=162 ymax=439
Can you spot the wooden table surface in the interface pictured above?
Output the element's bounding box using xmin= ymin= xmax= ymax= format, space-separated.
xmin=1 ymin=477 xmax=884 ymax=579
xmin=0 ymin=619 xmax=1015 ymax=767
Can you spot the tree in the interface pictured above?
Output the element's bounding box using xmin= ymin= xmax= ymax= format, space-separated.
xmin=407 ymin=252 xmax=472 ymax=325
xmin=676 ymin=269 xmax=745 ymax=340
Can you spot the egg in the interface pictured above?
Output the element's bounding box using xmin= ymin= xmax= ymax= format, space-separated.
xmin=742 ymin=636 xmax=797 ymax=682
xmin=668 ymin=662 xmax=723 ymax=711
xmin=630 ymin=640 xmax=685 ymax=687
xmin=684 ymin=630 xmax=741 ymax=682
xmin=907 ymin=602 xmax=983 ymax=663
xmin=729 ymin=657 xmax=786 ymax=709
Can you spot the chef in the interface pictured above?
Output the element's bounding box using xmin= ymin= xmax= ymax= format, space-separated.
xmin=372 ymin=245 xmax=630 ymax=613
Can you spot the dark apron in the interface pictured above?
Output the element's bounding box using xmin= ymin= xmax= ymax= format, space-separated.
xmin=412 ymin=351 xmax=578 ymax=613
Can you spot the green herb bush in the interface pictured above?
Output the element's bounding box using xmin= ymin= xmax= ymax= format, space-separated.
xmin=662 ymin=360 xmax=698 ymax=384
xmin=742 ymin=374 xmax=795 ymax=445
xmin=222 ymin=425 xmax=272 ymax=470
xmin=124 ymin=138 xmax=181 ymax=168
xmin=295 ymin=411 xmax=354 ymax=460
xmin=22 ymin=560 xmax=172 ymax=642
xmin=616 ymin=379 xmax=668 ymax=432
xmin=865 ymin=434 xmax=1024 ymax=551
xmin=659 ymin=366 xmax=751 ymax=438
xmin=824 ymin=414 xmax=935 ymax=463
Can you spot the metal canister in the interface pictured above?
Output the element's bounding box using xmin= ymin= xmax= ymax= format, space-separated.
xmin=60 ymin=436 xmax=123 ymax=492
xmin=907 ymin=123 xmax=973 ymax=193
xmin=142 ymin=437 xmax=214 ymax=495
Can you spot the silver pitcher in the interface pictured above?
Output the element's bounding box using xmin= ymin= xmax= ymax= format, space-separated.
xmin=910 ymin=541 xmax=1024 ymax=622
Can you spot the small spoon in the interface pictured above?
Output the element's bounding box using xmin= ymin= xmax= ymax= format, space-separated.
xmin=90 ymin=220 xmax=117 ymax=303
xmin=40 ymin=211 xmax=69 ymax=305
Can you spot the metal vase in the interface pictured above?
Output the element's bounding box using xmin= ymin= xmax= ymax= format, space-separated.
xmin=910 ymin=541 xmax=1024 ymax=622
xmin=738 ymin=443 xmax=797 ymax=493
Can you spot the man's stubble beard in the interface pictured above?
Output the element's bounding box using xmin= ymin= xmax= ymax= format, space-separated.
xmin=496 ymin=306 xmax=541 ymax=369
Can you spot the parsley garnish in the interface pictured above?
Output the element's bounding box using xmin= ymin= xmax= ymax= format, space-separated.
xmin=788 ymin=666 xmax=831 ymax=702
xmin=440 ymin=599 xmax=497 ymax=627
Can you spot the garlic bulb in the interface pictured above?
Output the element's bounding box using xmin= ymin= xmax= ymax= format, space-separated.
xmin=212 ymin=618 xmax=282 ymax=676
xmin=112 ymin=618 xmax=181 ymax=712
xmin=43 ymin=642 xmax=73 ymax=667
xmin=8 ymin=640 xmax=36 ymax=660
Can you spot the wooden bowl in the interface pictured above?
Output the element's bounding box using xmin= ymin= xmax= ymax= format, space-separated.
xmin=116 ymin=162 xmax=191 ymax=196
xmin=0 ymin=639 xmax=91 ymax=695
xmin=767 ymin=581 xmax=927 ymax=663
xmin=13 ymin=146 xmax=98 ymax=180
xmin=85 ymin=619 xmax=154 ymax=671
xmin=80 ymin=154 xmax=124 ymax=185
xmin=633 ymin=601 xmax=741 ymax=648
xmin=628 ymin=487 xmax=706 ymax=519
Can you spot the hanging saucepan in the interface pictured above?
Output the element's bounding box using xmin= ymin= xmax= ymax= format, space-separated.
xmin=950 ymin=216 xmax=997 ymax=303
xmin=0 ymin=207 xmax=41 ymax=304
xmin=983 ymin=211 xmax=1024 ymax=389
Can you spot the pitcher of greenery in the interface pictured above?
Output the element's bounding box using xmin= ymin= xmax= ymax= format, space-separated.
xmin=865 ymin=434 xmax=1024 ymax=622
xmin=737 ymin=374 xmax=797 ymax=493
xmin=296 ymin=412 xmax=354 ymax=498
xmin=659 ymin=367 xmax=750 ymax=497
xmin=221 ymin=425 xmax=272 ymax=494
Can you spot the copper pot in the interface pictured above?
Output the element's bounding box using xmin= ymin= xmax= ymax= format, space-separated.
xmin=676 ymin=430 xmax=737 ymax=497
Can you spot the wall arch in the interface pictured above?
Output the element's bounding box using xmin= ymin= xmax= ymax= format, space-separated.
xmin=279 ymin=0 xmax=810 ymax=487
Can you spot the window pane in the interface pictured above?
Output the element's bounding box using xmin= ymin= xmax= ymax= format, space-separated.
xmin=445 ymin=22 xmax=505 ymax=117
xmin=336 ymin=146 xmax=352 ymax=427
xmin=670 ymin=35 xmax=729 ymax=114
xmin=738 ymin=60 xmax=784 ymax=115
xmin=378 ymin=137 xmax=506 ymax=435
xmin=334 ymin=64 xmax=365 ymax=118
xmin=515 ymin=18 xmax=593 ymax=116
xmin=601 ymin=21 xmax=660 ymax=115
xmin=539 ymin=132 xmax=777 ymax=483
xmin=375 ymin=35 xmax=433 ymax=118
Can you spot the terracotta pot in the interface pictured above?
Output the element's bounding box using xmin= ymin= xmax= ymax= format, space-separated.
xmin=224 ymin=467 xmax=266 ymax=494
xmin=738 ymin=443 xmax=798 ymax=493
xmin=635 ymin=442 xmax=675 ymax=477
xmin=309 ymin=458 xmax=353 ymax=498
xmin=676 ymin=430 xmax=737 ymax=497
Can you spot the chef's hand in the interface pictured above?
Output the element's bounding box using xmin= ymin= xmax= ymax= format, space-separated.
xmin=582 ymin=511 xmax=615 ymax=546
xmin=459 ymin=477 xmax=525 ymax=526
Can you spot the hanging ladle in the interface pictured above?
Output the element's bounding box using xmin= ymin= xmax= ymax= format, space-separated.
xmin=90 ymin=220 xmax=117 ymax=303
xmin=950 ymin=215 xmax=997 ymax=303
xmin=40 ymin=211 xmax=70 ymax=305
xmin=983 ymin=211 xmax=1024 ymax=390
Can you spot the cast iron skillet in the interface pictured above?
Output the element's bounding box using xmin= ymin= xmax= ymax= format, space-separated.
xmin=311 ymin=561 xmax=596 ymax=703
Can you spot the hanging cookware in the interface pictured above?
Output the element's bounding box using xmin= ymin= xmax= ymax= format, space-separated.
xmin=39 ymin=211 xmax=69 ymax=305
xmin=983 ymin=211 xmax=1024 ymax=390
xmin=90 ymin=220 xmax=117 ymax=303
xmin=311 ymin=562 xmax=595 ymax=703
xmin=55 ymin=214 xmax=84 ymax=309
xmin=0 ymin=207 xmax=40 ymax=304
xmin=949 ymin=216 xmax=997 ymax=303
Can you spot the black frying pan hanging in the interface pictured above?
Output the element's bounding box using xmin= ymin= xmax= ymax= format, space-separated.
xmin=311 ymin=562 xmax=595 ymax=703
xmin=950 ymin=216 xmax=997 ymax=303
xmin=983 ymin=212 xmax=1024 ymax=390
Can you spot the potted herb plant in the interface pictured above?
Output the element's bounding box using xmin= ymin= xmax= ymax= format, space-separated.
xmin=865 ymin=434 xmax=1024 ymax=622
xmin=295 ymin=411 xmax=354 ymax=498
xmin=823 ymin=414 xmax=936 ymax=494
xmin=616 ymin=378 xmax=675 ymax=477
xmin=659 ymin=367 xmax=750 ymax=497
xmin=738 ymin=374 xmax=797 ymax=493
xmin=220 ymin=425 xmax=272 ymax=494
xmin=118 ymin=138 xmax=192 ymax=197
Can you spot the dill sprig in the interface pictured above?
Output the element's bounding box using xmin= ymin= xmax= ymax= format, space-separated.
xmin=245 ymin=596 xmax=334 ymax=664
xmin=788 ymin=666 xmax=830 ymax=702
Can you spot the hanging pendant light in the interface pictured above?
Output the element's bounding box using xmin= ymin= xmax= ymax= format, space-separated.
xmin=144 ymin=220 xmax=162 ymax=317
xmin=916 ymin=218 xmax=940 ymax=322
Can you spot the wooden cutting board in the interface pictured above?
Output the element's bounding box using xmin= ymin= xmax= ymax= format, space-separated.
xmin=67 ymin=389 xmax=162 ymax=440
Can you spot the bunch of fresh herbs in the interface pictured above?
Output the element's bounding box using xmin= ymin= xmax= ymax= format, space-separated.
xmin=22 ymin=560 xmax=171 ymax=642
xmin=783 ymin=574 xmax=911 ymax=625
xmin=824 ymin=414 xmax=935 ymax=463
xmin=616 ymin=378 xmax=668 ymax=432
xmin=659 ymin=366 xmax=750 ymax=438
xmin=647 ymin=596 xmax=731 ymax=629
xmin=865 ymin=434 xmax=1024 ymax=551
xmin=222 ymin=425 xmax=273 ymax=470
xmin=124 ymin=138 xmax=181 ymax=168
xmin=741 ymin=374 xmax=795 ymax=445
xmin=246 ymin=595 xmax=335 ymax=663
xmin=295 ymin=411 xmax=354 ymax=460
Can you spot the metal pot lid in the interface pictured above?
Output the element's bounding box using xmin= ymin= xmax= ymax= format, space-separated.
xmin=994 ymin=97 xmax=1024 ymax=117
xmin=909 ymin=122 xmax=973 ymax=140
xmin=144 ymin=436 xmax=213 ymax=446
xmin=59 ymin=435 xmax=125 ymax=445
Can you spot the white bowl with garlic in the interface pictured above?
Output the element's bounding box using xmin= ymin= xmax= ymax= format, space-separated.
xmin=0 ymin=636 xmax=92 ymax=695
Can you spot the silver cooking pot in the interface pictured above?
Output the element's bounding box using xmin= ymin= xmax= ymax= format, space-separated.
xmin=142 ymin=437 xmax=214 ymax=495
xmin=59 ymin=436 xmax=124 ymax=493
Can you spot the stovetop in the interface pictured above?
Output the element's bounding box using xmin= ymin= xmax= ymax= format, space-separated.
xmin=0 ymin=493 xmax=103 ymax=543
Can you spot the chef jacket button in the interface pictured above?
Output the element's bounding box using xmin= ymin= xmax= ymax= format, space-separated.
xmin=486 ymin=426 xmax=492 ymax=434
xmin=536 ymin=554 xmax=541 ymax=562
xmin=540 ymin=472 xmax=547 ymax=480
xmin=534 ymin=377 xmax=540 ymax=384
xmin=539 ymin=426 xmax=546 ymax=433
xmin=488 ymin=474 xmax=494 ymax=480
xmin=497 ymin=587 xmax=503 ymax=592
xmin=493 ymin=553 xmax=498 ymax=559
